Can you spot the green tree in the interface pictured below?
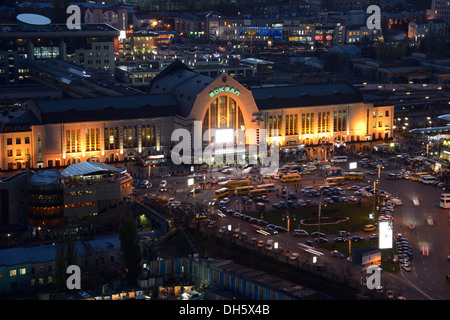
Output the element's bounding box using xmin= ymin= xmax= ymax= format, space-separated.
xmin=118 ymin=212 xmax=142 ymax=282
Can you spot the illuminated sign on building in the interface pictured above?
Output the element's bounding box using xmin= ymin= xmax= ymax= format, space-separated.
xmin=209 ymin=86 xmax=240 ymax=98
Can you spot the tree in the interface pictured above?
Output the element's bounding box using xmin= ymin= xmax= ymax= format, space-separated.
xmin=118 ymin=212 xmax=142 ymax=282
xmin=54 ymin=239 xmax=78 ymax=292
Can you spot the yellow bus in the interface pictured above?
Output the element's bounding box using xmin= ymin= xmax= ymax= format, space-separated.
xmin=234 ymin=185 xmax=255 ymax=195
xmin=411 ymin=172 xmax=428 ymax=181
xmin=213 ymin=187 xmax=230 ymax=198
xmin=256 ymin=183 xmax=276 ymax=192
xmin=248 ymin=188 xmax=268 ymax=197
xmin=325 ymin=176 xmax=346 ymax=185
xmin=344 ymin=171 xmax=364 ymax=180
xmin=281 ymin=174 xmax=301 ymax=183
xmin=219 ymin=179 xmax=251 ymax=190
xmin=196 ymin=215 xmax=208 ymax=223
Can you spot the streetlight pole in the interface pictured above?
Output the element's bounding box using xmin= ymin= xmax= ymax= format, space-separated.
xmin=318 ymin=201 xmax=322 ymax=235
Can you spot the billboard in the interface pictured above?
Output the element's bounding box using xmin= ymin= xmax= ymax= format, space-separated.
xmin=215 ymin=128 xmax=234 ymax=144
xmin=379 ymin=220 xmax=393 ymax=249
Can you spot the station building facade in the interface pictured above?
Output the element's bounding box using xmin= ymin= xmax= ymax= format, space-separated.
xmin=0 ymin=60 xmax=394 ymax=171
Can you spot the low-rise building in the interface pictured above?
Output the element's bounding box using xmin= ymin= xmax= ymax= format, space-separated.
xmin=27 ymin=162 xmax=133 ymax=229
xmin=407 ymin=19 xmax=447 ymax=39
xmin=346 ymin=25 xmax=381 ymax=44
xmin=0 ymin=234 xmax=121 ymax=295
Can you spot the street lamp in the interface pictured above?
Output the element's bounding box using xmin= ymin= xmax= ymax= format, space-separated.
xmin=317 ymin=201 xmax=323 ymax=235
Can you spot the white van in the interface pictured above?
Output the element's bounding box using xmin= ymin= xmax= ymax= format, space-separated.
xmin=440 ymin=193 xmax=450 ymax=208
xmin=419 ymin=175 xmax=437 ymax=184
xmin=265 ymin=239 xmax=274 ymax=250
xmin=331 ymin=156 xmax=348 ymax=163
xmin=294 ymin=229 xmax=309 ymax=237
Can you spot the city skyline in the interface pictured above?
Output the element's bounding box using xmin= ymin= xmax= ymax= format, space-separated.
xmin=0 ymin=0 xmax=448 ymax=305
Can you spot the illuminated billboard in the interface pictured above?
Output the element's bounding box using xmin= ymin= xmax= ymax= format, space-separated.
xmin=379 ymin=220 xmax=393 ymax=249
xmin=214 ymin=128 xmax=234 ymax=144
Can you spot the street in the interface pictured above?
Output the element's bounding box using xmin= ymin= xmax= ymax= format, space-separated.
xmin=130 ymin=152 xmax=450 ymax=300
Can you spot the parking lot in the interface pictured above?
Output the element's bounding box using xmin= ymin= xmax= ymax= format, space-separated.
xmin=131 ymin=150 xmax=450 ymax=300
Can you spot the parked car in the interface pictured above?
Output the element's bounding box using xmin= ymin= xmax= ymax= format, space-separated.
xmin=310 ymin=232 xmax=326 ymax=238
xmin=314 ymin=237 xmax=329 ymax=244
xmin=287 ymin=200 xmax=296 ymax=208
xmin=330 ymin=250 xmax=344 ymax=259
xmin=334 ymin=237 xmax=346 ymax=243
xmin=350 ymin=236 xmax=364 ymax=242
xmin=401 ymin=264 xmax=411 ymax=272
xmin=297 ymin=199 xmax=307 ymax=207
xmin=305 ymin=240 xmax=318 ymax=248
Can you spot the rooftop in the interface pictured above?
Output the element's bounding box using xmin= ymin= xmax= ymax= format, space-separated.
xmin=252 ymin=82 xmax=365 ymax=109
xmin=60 ymin=162 xmax=122 ymax=178
xmin=0 ymin=23 xmax=120 ymax=37
xmin=32 ymin=93 xmax=180 ymax=124
xmin=29 ymin=169 xmax=60 ymax=187
xmin=0 ymin=235 xmax=120 ymax=267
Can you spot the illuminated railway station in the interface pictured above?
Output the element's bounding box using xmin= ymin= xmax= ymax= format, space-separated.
xmin=0 ymin=60 xmax=394 ymax=171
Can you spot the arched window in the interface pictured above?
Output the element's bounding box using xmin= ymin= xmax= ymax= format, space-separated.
xmin=202 ymin=96 xmax=245 ymax=142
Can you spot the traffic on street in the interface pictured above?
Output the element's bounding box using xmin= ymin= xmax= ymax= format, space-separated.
xmin=130 ymin=144 xmax=450 ymax=300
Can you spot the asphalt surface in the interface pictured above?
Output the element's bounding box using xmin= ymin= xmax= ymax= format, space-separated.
xmin=131 ymin=156 xmax=450 ymax=300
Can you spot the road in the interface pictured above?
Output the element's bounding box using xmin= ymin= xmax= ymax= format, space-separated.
xmin=131 ymin=158 xmax=450 ymax=300
xmin=378 ymin=177 xmax=450 ymax=300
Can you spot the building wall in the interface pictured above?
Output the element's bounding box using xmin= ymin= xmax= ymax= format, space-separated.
xmin=0 ymin=130 xmax=33 ymax=171
xmin=0 ymin=239 xmax=121 ymax=295
xmin=431 ymin=0 xmax=450 ymax=23
xmin=28 ymin=118 xmax=166 ymax=171
xmin=0 ymin=75 xmax=394 ymax=171
xmin=261 ymin=103 xmax=393 ymax=146
xmin=70 ymin=41 xmax=115 ymax=71
xmin=0 ymin=171 xmax=29 ymax=226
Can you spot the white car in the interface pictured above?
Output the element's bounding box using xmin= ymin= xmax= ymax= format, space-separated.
xmin=399 ymin=259 xmax=410 ymax=264
xmin=401 ymin=264 xmax=412 ymax=272
xmin=159 ymin=180 xmax=167 ymax=188
xmin=412 ymin=197 xmax=419 ymax=206
xmin=221 ymin=197 xmax=230 ymax=204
